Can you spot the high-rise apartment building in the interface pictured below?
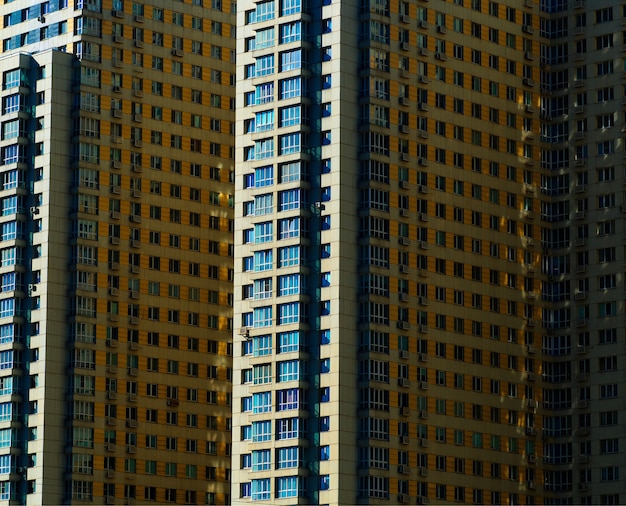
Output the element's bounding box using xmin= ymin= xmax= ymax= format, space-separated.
xmin=234 ymin=0 xmax=626 ymax=504
xmin=0 ymin=0 xmax=234 ymax=504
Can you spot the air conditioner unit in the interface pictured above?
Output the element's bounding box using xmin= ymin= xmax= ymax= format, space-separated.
xmin=397 ymin=494 xmax=409 ymax=504
xmin=112 ymin=86 xmax=121 ymax=93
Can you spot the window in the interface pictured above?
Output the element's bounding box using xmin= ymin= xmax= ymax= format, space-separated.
xmin=279 ymin=77 xmax=302 ymax=99
xmin=249 ymin=450 xmax=271 ymax=473
xmin=276 ymin=476 xmax=299 ymax=498
xmin=252 ymin=392 xmax=272 ymax=414
xmin=277 ymin=446 xmax=300 ymax=469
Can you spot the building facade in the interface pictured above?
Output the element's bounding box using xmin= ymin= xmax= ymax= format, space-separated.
xmin=0 ymin=0 xmax=234 ymax=503
xmin=234 ymin=0 xmax=626 ymax=504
